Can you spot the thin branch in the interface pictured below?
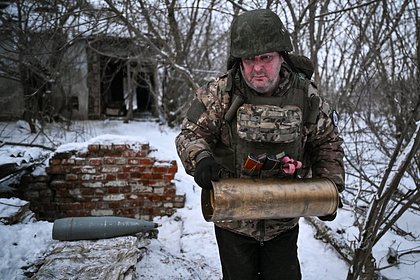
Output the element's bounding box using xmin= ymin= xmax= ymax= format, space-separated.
xmin=103 ymin=0 xmax=199 ymax=90
xmin=0 ymin=141 xmax=55 ymax=151
xmin=315 ymin=0 xmax=380 ymax=19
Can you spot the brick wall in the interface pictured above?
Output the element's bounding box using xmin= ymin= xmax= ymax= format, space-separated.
xmin=19 ymin=142 xmax=185 ymax=221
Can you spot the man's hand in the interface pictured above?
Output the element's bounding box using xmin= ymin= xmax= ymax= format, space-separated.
xmin=194 ymin=157 xmax=222 ymax=189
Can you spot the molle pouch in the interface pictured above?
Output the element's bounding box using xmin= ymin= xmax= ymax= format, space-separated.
xmin=237 ymin=104 xmax=303 ymax=143
xmin=241 ymin=153 xmax=264 ymax=177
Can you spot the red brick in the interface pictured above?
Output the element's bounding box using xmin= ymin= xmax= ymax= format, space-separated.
xmin=173 ymin=201 xmax=185 ymax=208
xmin=168 ymin=165 xmax=178 ymax=173
xmin=101 ymin=166 xmax=121 ymax=173
xmin=103 ymin=157 xmax=116 ymax=164
xmin=130 ymin=200 xmax=144 ymax=207
xmin=140 ymin=179 xmax=150 ymax=186
xmin=95 ymin=188 xmax=105 ymax=195
xmin=62 ymin=158 xmax=76 ymax=165
xmin=152 ymin=208 xmax=166 ymax=216
xmin=53 ymin=152 xmax=73 ymax=159
xmin=115 ymin=158 xmax=127 ymax=165
xmin=47 ymin=165 xmax=64 ymax=174
xmin=39 ymin=189 xmax=53 ymax=197
xmin=74 ymin=158 xmax=87 ymax=165
xmin=100 ymin=144 xmax=112 ymax=150
xmin=65 ymin=174 xmax=78 ymax=181
xmin=58 ymin=202 xmax=79 ymax=211
xmin=115 ymin=144 xmax=131 ymax=151
xmin=130 ymin=172 xmax=141 ymax=178
xmin=104 ymin=180 xmax=128 ymax=187
xmin=148 ymin=179 xmax=167 ymax=187
xmin=149 ymin=195 xmax=164 ymax=202
xmin=139 ymin=158 xmax=154 ymax=166
xmin=152 ymin=174 xmax=165 ymax=179
xmin=80 ymin=166 xmax=97 ymax=174
xmin=80 ymin=188 xmax=95 ymax=195
xmin=122 ymin=166 xmax=146 ymax=173
xmin=140 ymin=151 xmax=149 ymax=157
xmin=117 ymin=173 xmax=129 ymax=180
xmin=80 ymin=174 xmax=91 ymax=181
xmin=81 ymin=202 xmax=96 ymax=209
xmin=24 ymin=191 xmax=39 ymax=200
xmin=78 ymin=152 xmax=90 ymax=158
xmin=22 ymin=146 xmax=182 ymax=220
xmin=27 ymin=182 xmax=49 ymax=191
xmin=96 ymin=201 xmax=109 ymax=209
xmin=49 ymin=158 xmax=62 ymax=165
xmin=32 ymin=175 xmax=48 ymax=183
xmin=165 ymin=208 xmax=176 ymax=216
xmin=128 ymin=158 xmax=139 ymax=165
xmin=152 ymin=166 xmax=169 ymax=174
xmin=65 ymin=210 xmax=90 ymax=217
xmin=174 ymin=194 xmax=186 ymax=204
xmin=89 ymin=158 xmax=102 ymax=165
xmin=88 ymin=144 xmax=100 ymax=152
xmin=107 ymin=187 xmax=120 ymax=194
xmin=142 ymin=173 xmax=164 ymax=179
xmin=116 ymin=208 xmax=135 ymax=216
xmin=71 ymin=166 xmax=82 ymax=173
xmin=108 ymin=202 xmax=120 ymax=209
xmin=80 ymin=174 xmax=106 ymax=181
xmin=119 ymin=186 xmax=131 ymax=193
xmin=122 ymin=151 xmax=138 ymax=157
xmin=50 ymin=180 xmax=69 ymax=188
xmin=82 ymin=181 xmax=104 ymax=188
xmin=164 ymin=188 xmax=176 ymax=195
xmin=164 ymin=173 xmax=175 ymax=180
xmin=106 ymin=174 xmax=117 ymax=181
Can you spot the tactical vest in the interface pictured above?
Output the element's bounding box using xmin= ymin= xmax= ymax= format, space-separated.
xmin=213 ymin=67 xmax=316 ymax=179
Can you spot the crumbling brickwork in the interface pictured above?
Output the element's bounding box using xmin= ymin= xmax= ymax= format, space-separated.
xmin=19 ymin=143 xmax=185 ymax=221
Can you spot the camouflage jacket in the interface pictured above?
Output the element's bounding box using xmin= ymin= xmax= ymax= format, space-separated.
xmin=175 ymin=65 xmax=345 ymax=241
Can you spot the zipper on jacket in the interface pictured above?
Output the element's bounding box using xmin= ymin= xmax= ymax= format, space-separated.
xmin=258 ymin=220 xmax=265 ymax=246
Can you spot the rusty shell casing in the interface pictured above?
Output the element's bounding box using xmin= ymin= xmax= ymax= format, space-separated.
xmin=201 ymin=178 xmax=339 ymax=222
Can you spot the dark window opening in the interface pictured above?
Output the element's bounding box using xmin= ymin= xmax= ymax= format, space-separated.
xmin=100 ymin=58 xmax=126 ymax=116
xmin=70 ymin=96 xmax=79 ymax=110
xmin=100 ymin=56 xmax=155 ymax=117
xmin=135 ymin=74 xmax=153 ymax=113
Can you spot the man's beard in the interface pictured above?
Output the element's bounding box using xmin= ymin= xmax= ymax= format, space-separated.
xmin=242 ymin=68 xmax=280 ymax=95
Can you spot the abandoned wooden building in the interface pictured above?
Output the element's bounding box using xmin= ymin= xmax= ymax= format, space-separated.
xmin=0 ymin=1 xmax=158 ymax=121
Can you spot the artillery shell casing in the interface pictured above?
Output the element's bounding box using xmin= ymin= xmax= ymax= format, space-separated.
xmin=201 ymin=178 xmax=339 ymax=222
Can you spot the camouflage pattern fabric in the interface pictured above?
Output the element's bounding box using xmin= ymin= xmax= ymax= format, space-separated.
xmin=237 ymin=104 xmax=302 ymax=143
xmin=175 ymin=65 xmax=345 ymax=241
xmin=230 ymin=9 xmax=293 ymax=58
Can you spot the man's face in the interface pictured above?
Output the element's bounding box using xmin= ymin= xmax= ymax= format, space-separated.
xmin=240 ymin=52 xmax=283 ymax=95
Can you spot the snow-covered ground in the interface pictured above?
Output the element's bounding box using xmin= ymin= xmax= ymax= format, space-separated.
xmin=0 ymin=119 xmax=418 ymax=279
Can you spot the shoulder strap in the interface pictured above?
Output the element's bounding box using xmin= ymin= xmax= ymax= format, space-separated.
xmin=223 ymin=68 xmax=246 ymax=122
xmin=284 ymin=53 xmax=314 ymax=80
xmin=305 ymin=82 xmax=321 ymax=125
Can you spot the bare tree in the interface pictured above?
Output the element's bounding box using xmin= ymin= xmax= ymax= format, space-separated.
xmin=0 ymin=0 xmax=110 ymax=131
xmin=268 ymin=1 xmax=419 ymax=278
xmin=103 ymin=0 xmax=231 ymax=126
xmin=1 ymin=1 xmax=419 ymax=277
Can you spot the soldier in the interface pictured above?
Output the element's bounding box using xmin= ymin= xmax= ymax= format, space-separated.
xmin=175 ymin=9 xmax=345 ymax=280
